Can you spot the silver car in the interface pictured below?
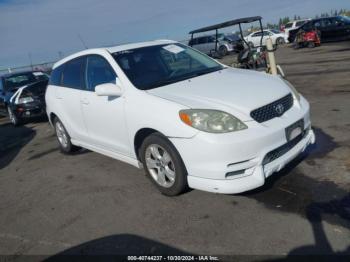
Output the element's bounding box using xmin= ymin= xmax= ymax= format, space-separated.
xmin=189 ymin=33 xmax=242 ymax=56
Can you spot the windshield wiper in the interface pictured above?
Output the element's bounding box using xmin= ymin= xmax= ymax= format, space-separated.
xmin=193 ymin=67 xmax=225 ymax=77
xmin=144 ymin=67 xmax=225 ymax=90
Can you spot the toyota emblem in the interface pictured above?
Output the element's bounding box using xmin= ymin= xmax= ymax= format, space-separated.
xmin=275 ymin=104 xmax=284 ymax=116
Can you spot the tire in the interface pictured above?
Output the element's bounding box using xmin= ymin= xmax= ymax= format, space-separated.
xmin=53 ymin=117 xmax=80 ymax=154
xmin=140 ymin=133 xmax=188 ymax=196
xmin=276 ymin=37 xmax=285 ymax=45
xmin=308 ymin=42 xmax=315 ymax=48
xmin=248 ymin=42 xmax=254 ymax=48
xmin=7 ymin=106 xmax=21 ymax=126
xmin=218 ymin=45 xmax=228 ymax=57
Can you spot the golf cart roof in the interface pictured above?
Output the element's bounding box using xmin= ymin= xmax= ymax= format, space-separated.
xmin=189 ymin=16 xmax=262 ymax=34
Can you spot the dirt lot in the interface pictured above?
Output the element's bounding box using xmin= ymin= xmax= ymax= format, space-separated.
xmin=0 ymin=42 xmax=349 ymax=259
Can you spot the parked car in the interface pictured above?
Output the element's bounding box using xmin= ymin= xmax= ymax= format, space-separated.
xmin=244 ymin=29 xmax=288 ymax=47
xmin=282 ymin=19 xmax=310 ymax=38
xmin=0 ymin=71 xmax=49 ymax=125
xmin=46 ymin=40 xmax=315 ymax=196
xmin=288 ymin=16 xmax=350 ymax=43
xmin=189 ymin=33 xmax=243 ymax=56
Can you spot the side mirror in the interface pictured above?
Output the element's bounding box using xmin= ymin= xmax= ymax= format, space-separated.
xmin=95 ymin=83 xmax=122 ymax=97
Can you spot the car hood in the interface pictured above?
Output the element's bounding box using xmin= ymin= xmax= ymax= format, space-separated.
xmin=147 ymin=68 xmax=291 ymax=121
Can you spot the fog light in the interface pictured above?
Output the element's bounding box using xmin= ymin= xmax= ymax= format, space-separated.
xmin=225 ymin=170 xmax=245 ymax=178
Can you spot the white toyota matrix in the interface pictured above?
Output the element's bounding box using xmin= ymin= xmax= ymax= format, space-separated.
xmin=45 ymin=40 xmax=315 ymax=196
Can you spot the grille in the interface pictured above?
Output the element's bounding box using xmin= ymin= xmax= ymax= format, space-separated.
xmin=250 ymin=94 xmax=293 ymax=123
xmin=262 ymin=131 xmax=305 ymax=165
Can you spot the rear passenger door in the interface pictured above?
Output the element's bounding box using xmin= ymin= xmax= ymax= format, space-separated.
xmin=80 ymin=54 xmax=130 ymax=156
xmin=55 ymin=57 xmax=88 ymax=141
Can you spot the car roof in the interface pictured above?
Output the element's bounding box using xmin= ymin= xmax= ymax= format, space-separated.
xmin=53 ymin=39 xmax=176 ymax=69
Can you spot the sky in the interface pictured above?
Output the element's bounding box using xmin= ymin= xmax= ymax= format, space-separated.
xmin=0 ymin=0 xmax=349 ymax=68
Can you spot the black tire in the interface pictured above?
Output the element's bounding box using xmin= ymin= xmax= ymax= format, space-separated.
xmin=218 ymin=45 xmax=228 ymax=57
xmin=248 ymin=42 xmax=254 ymax=48
xmin=308 ymin=42 xmax=315 ymax=48
xmin=276 ymin=37 xmax=285 ymax=45
xmin=7 ymin=106 xmax=21 ymax=126
xmin=53 ymin=117 xmax=80 ymax=154
xmin=140 ymin=133 xmax=188 ymax=196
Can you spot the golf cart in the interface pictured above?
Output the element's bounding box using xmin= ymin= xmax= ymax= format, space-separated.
xmin=189 ymin=16 xmax=284 ymax=76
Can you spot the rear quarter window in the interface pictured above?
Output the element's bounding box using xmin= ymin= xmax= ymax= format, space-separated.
xmin=285 ymin=22 xmax=293 ymax=29
xmin=49 ymin=65 xmax=64 ymax=86
xmin=61 ymin=57 xmax=86 ymax=89
xmin=296 ymin=21 xmax=306 ymax=27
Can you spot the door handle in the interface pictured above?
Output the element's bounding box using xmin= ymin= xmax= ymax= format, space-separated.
xmin=80 ymin=98 xmax=89 ymax=105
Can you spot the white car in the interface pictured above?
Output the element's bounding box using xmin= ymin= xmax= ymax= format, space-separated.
xmin=244 ymin=30 xmax=288 ymax=47
xmin=46 ymin=40 xmax=315 ymax=196
xmin=283 ymin=19 xmax=310 ymax=38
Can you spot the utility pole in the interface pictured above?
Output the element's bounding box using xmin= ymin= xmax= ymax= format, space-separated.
xmin=28 ymin=53 xmax=33 ymax=70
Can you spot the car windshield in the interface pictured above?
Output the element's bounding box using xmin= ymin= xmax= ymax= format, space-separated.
xmin=113 ymin=43 xmax=224 ymax=90
xmin=3 ymin=72 xmax=47 ymax=91
xmin=270 ymin=29 xmax=280 ymax=34
xmin=339 ymin=16 xmax=350 ymax=25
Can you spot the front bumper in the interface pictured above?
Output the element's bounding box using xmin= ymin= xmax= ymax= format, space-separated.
xmin=169 ymin=97 xmax=315 ymax=194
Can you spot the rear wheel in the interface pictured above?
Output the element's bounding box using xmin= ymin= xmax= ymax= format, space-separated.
xmin=276 ymin=37 xmax=285 ymax=45
xmin=7 ymin=106 xmax=21 ymax=126
xmin=140 ymin=133 xmax=188 ymax=196
xmin=54 ymin=118 xmax=80 ymax=154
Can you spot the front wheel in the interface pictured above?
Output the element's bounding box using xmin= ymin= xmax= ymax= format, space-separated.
xmin=140 ymin=133 xmax=188 ymax=196
xmin=308 ymin=42 xmax=315 ymax=48
xmin=7 ymin=106 xmax=21 ymax=126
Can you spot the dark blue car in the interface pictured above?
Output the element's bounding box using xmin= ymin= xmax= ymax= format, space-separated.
xmin=0 ymin=71 xmax=49 ymax=126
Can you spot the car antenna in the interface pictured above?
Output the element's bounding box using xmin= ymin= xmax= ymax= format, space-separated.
xmin=77 ymin=33 xmax=88 ymax=49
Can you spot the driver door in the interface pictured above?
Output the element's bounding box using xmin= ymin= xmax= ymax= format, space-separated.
xmin=80 ymin=54 xmax=131 ymax=156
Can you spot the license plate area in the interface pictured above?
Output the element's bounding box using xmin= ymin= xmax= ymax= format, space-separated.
xmin=285 ymin=119 xmax=304 ymax=142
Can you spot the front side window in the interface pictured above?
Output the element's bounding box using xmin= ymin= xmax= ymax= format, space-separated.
xmin=85 ymin=55 xmax=116 ymax=91
xmin=62 ymin=57 xmax=85 ymax=89
xmin=113 ymin=43 xmax=224 ymax=90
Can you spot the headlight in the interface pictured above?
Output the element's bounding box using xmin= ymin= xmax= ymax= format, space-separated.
xmin=17 ymin=96 xmax=34 ymax=104
xmin=179 ymin=109 xmax=247 ymax=133
xmin=283 ymin=79 xmax=300 ymax=101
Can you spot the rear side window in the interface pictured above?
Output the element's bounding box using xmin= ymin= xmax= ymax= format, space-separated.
xmin=61 ymin=57 xmax=86 ymax=89
xmin=49 ymin=65 xmax=64 ymax=86
xmin=296 ymin=21 xmax=306 ymax=27
xmin=285 ymin=22 xmax=293 ymax=29
xmin=197 ymin=37 xmax=207 ymax=44
xmin=85 ymin=55 xmax=116 ymax=91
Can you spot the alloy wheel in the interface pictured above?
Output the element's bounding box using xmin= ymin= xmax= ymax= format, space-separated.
xmin=55 ymin=121 xmax=68 ymax=148
xmin=145 ymin=144 xmax=176 ymax=188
